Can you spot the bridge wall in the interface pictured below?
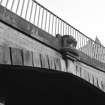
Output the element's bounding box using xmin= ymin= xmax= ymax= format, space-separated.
xmin=0 ymin=5 xmax=105 ymax=93
xmin=0 ymin=21 xmax=105 ymax=93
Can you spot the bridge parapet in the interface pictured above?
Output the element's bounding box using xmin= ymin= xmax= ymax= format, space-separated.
xmin=0 ymin=0 xmax=105 ymax=64
xmin=0 ymin=1 xmax=105 ymax=93
xmin=0 ymin=21 xmax=105 ymax=93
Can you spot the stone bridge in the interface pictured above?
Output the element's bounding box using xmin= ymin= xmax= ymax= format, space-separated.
xmin=0 ymin=1 xmax=105 ymax=105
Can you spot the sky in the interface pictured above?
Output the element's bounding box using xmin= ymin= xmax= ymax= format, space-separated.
xmin=37 ymin=0 xmax=105 ymax=46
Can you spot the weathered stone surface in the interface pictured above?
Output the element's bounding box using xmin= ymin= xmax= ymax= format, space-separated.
xmin=60 ymin=59 xmax=66 ymax=72
xmin=23 ymin=50 xmax=33 ymax=67
xmin=89 ymin=73 xmax=93 ymax=84
xmin=40 ymin=54 xmax=45 ymax=68
xmin=67 ymin=60 xmax=76 ymax=74
xmin=98 ymin=79 xmax=102 ymax=90
xmin=40 ymin=54 xmax=49 ymax=69
xmin=43 ymin=55 xmax=49 ymax=69
xmin=0 ymin=46 xmax=11 ymax=64
xmin=93 ymin=76 xmax=98 ymax=87
xmin=101 ymin=81 xmax=105 ymax=92
xmin=54 ymin=58 xmax=61 ymax=71
xmin=84 ymin=71 xmax=89 ymax=82
xmin=76 ymin=66 xmax=81 ymax=77
xmin=82 ymin=70 xmax=88 ymax=81
xmin=33 ymin=52 xmax=41 ymax=68
xmin=62 ymin=35 xmax=77 ymax=48
xmin=48 ymin=56 xmax=56 ymax=70
xmin=66 ymin=61 xmax=105 ymax=93
xmin=11 ymin=48 xmax=23 ymax=65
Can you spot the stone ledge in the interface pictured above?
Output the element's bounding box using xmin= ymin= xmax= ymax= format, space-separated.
xmin=0 ymin=5 xmax=61 ymax=51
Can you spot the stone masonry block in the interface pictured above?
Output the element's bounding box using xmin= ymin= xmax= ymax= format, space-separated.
xmin=54 ymin=58 xmax=61 ymax=71
xmin=48 ymin=56 xmax=56 ymax=70
xmin=33 ymin=52 xmax=41 ymax=68
xmin=82 ymin=70 xmax=89 ymax=82
xmin=0 ymin=46 xmax=11 ymax=64
xmin=60 ymin=59 xmax=66 ymax=72
xmin=11 ymin=48 xmax=23 ymax=65
xmin=40 ymin=54 xmax=49 ymax=69
xmin=23 ymin=49 xmax=33 ymax=67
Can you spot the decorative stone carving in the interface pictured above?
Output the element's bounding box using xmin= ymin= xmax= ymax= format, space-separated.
xmin=62 ymin=35 xmax=77 ymax=48
xmin=57 ymin=34 xmax=79 ymax=61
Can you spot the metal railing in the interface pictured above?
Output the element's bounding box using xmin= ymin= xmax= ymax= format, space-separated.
xmin=0 ymin=0 xmax=105 ymax=64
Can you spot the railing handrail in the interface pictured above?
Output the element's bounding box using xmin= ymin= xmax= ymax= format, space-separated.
xmin=33 ymin=0 xmax=105 ymax=49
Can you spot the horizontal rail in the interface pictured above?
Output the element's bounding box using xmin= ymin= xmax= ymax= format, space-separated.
xmin=0 ymin=0 xmax=105 ymax=65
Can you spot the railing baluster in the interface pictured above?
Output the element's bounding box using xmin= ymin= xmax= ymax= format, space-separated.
xmin=76 ymin=32 xmax=78 ymax=49
xmin=11 ymin=0 xmax=15 ymax=11
xmin=20 ymin=0 xmax=25 ymax=17
xmin=55 ymin=17 xmax=57 ymax=35
xmin=37 ymin=6 xmax=41 ymax=27
xmin=68 ymin=25 xmax=69 ymax=35
xmin=63 ymin=23 xmax=65 ymax=35
xmin=33 ymin=3 xmax=37 ymax=24
xmin=67 ymin=25 xmax=68 ymax=35
xmin=80 ymin=35 xmax=81 ymax=48
xmin=44 ymin=10 xmax=47 ymax=30
xmin=74 ymin=29 xmax=76 ymax=38
xmin=66 ymin=25 xmax=68 ymax=35
xmin=29 ymin=0 xmax=34 ymax=22
xmin=48 ymin=13 xmax=51 ymax=33
xmin=25 ymin=0 xmax=30 ymax=19
xmin=5 ymin=0 xmax=9 ymax=8
xmin=72 ymin=29 xmax=74 ymax=37
xmin=41 ymin=8 xmax=44 ymax=29
xmin=57 ymin=19 xmax=60 ymax=34
xmin=16 ymin=0 xmax=20 ymax=14
xmin=51 ymin=15 xmax=54 ymax=35
xmin=60 ymin=21 xmax=62 ymax=35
